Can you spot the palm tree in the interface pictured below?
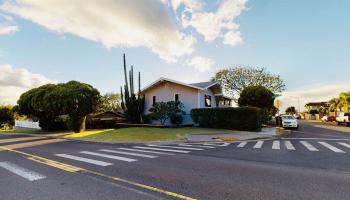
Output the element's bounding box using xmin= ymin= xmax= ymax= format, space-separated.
xmin=339 ymin=92 xmax=350 ymax=112
xmin=328 ymin=98 xmax=342 ymax=116
xmin=317 ymin=106 xmax=328 ymax=115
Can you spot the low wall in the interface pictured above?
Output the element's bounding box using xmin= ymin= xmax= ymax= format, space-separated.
xmin=15 ymin=120 xmax=41 ymax=130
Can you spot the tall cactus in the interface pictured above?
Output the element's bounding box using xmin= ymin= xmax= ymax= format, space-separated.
xmin=120 ymin=54 xmax=145 ymax=123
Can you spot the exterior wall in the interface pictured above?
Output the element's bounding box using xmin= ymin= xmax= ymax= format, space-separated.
xmin=143 ymin=82 xmax=199 ymax=125
xmin=199 ymin=89 xmax=217 ymax=108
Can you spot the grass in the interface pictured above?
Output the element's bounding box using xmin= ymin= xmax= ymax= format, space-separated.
xmin=0 ymin=129 xmax=41 ymax=134
xmin=65 ymin=127 xmax=235 ymax=142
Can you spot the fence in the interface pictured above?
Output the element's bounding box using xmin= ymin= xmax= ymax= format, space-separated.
xmin=15 ymin=120 xmax=41 ymax=130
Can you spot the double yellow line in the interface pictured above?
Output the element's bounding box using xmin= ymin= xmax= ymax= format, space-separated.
xmin=0 ymin=146 xmax=196 ymax=200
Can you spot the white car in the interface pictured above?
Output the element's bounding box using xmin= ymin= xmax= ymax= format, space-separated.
xmin=281 ymin=115 xmax=299 ymax=129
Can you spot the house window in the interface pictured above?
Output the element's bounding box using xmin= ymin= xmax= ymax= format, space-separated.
xmin=205 ymin=95 xmax=211 ymax=107
xmin=152 ymin=96 xmax=156 ymax=106
xmin=175 ymin=94 xmax=179 ymax=102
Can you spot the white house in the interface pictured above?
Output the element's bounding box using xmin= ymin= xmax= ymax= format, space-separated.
xmin=140 ymin=77 xmax=233 ymax=125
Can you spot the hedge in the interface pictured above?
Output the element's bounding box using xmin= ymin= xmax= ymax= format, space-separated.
xmin=190 ymin=107 xmax=262 ymax=131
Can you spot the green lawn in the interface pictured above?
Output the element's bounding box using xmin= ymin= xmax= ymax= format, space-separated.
xmin=0 ymin=129 xmax=41 ymax=134
xmin=65 ymin=127 xmax=234 ymax=142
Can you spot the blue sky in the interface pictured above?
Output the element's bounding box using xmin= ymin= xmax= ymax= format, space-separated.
xmin=0 ymin=0 xmax=350 ymax=110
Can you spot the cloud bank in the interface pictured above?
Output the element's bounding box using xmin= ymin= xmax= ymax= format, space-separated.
xmin=1 ymin=0 xmax=247 ymax=67
xmin=1 ymin=0 xmax=196 ymax=63
xmin=175 ymin=0 xmax=247 ymax=46
xmin=0 ymin=64 xmax=53 ymax=104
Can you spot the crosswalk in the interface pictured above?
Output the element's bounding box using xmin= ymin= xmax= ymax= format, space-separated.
xmin=0 ymin=135 xmax=227 ymax=181
xmin=52 ymin=143 xmax=228 ymax=167
xmin=0 ymin=136 xmax=65 ymax=151
xmin=235 ymin=140 xmax=350 ymax=153
xmin=0 ymin=161 xmax=46 ymax=181
xmin=3 ymin=134 xmax=350 ymax=183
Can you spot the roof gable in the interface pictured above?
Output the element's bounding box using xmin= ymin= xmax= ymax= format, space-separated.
xmin=140 ymin=77 xmax=204 ymax=93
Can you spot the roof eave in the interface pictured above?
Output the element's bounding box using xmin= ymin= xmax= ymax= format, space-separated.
xmin=140 ymin=77 xmax=204 ymax=94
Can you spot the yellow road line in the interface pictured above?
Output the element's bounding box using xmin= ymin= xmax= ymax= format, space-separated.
xmin=0 ymin=136 xmax=45 ymax=144
xmin=0 ymin=146 xmax=197 ymax=200
xmin=27 ymin=157 xmax=80 ymax=173
xmin=0 ymin=139 xmax=65 ymax=151
xmin=0 ymin=146 xmax=82 ymax=173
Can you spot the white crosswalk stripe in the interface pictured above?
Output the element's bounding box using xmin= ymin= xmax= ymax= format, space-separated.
xmin=203 ymin=143 xmax=229 ymax=147
xmin=117 ymin=148 xmax=175 ymax=155
xmin=253 ymin=141 xmax=264 ymax=149
xmin=284 ymin=141 xmax=296 ymax=150
xmin=133 ymin=146 xmax=190 ymax=153
xmin=80 ymin=151 xmax=137 ymax=162
xmin=99 ymin=149 xmax=158 ymax=158
xmin=0 ymin=162 xmax=46 ymax=181
xmin=147 ymin=145 xmax=203 ymax=151
xmin=178 ymin=144 xmax=216 ymax=149
xmin=272 ymin=141 xmax=280 ymax=150
xmin=220 ymin=143 xmax=230 ymax=147
xmin=337 ymin=142 xmax=350 ymax=149
xmin=237 ymin=142 xmax=247 ymax=148
xmin=318 ymin=142 xmax=345 ymax=153
xmin=55 ymin=154 xmax=113 ymax=166
xmin=300 ymin=141 xmax=319 ymax=152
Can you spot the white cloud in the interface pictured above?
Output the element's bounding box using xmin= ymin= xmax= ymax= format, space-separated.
xmin=186 ymin=56 xmax=214 ymax=72
xmin=223 ymin=30 xmax=243 ymax=46
xmin=0 ymin=64 xmax=53 ymax=104
xmin=277 ymin=83 xmax=350 ymax=112
xmin=0 ymin=25 xmax=18 ymax=35
xmin=1 ymin=0 xmax=195 ymax=62
xmin=178 ymin=0 xmax=247 ymax=45
xmin=171 ymin=0 xmax=203 ymax=12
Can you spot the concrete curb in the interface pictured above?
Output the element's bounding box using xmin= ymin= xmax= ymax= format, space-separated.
xmin=0 ymin=132 xmax=187 ymax=145
xmin=0 ymin=126 xmax=292 ymax=145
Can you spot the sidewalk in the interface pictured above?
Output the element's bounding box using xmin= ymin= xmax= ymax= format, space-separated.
xmin=185 ymin=127 xmax=288 ymax=142
xmin=0 ymin=126 xmax=289 ymax=144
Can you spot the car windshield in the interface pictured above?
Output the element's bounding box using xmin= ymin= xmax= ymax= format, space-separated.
xmin=282 ymin=116 xmax=295 ymax=120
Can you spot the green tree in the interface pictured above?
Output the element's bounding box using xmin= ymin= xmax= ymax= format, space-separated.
xmin=62 ymin=81 xmax=101 ymax=133
xmin=238 ymin=86 xmax=274 ymax=108
xmin=0 ymin=105 xmax=15 ymax=126
xmin=98 ymin=93 xmax=122 ymax=112
xmin=328 ymin=98 xmax=342 ymax=116
xmin=149 ymin=102 xmax=168 ymax=125
xmin=317 ymin=106 xmax=329 ymax=115
xmin=339 ymin=92 xmax=350 ymax=112
xmin=17 ymin=81 xmax=101 ymax=132
xmin=238 ymin=86 xmax=274 ymax=124
xmin=213 ymin=67 xmax=285 ymax=102
xmin=149 ymin=101 xmax=184 ymax=125
xmin=285 ymin=106 xmax=297 ymax=114
xmin=17 ymin=84 xmax=62 ymax=131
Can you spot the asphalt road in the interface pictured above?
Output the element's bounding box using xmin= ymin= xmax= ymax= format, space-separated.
xmin=1 ymin=121 xmax=350 ymax=200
